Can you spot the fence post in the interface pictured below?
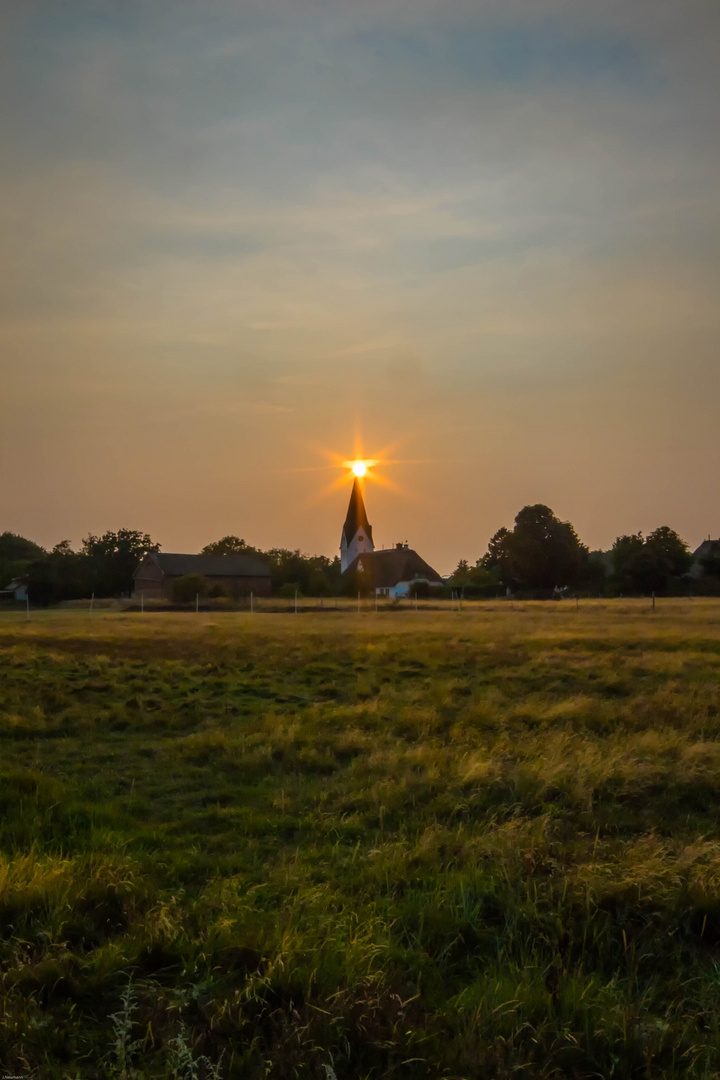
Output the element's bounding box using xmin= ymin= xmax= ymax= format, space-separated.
xmin=141 ymin=592 xmax=144 ymax=613
xmin=295 ymin=587 xmax=298 ymax=614
xmin=250 ymin=591 xmax=254 ymax=614
xmin=196 ymin=593 xmax=199 ymax=614
xmin=90 ymin=592 xmax=94 ymax=613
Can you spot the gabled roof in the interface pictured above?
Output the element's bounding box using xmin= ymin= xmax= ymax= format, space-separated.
xmin=693 ymin=540 xmax=720 ymax=559
xmin=136 ymin=552 xmax=270 ymax=579
xmin=0 ymin=577 xmax=24 ymax=591
xmin=344 ymin=547 xmax=443 ymax=587
xmin=342 ymin=479 xmax=373 ymax=546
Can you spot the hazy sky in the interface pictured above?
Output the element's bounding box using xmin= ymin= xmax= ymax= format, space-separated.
xmin=2 ymin=0 xmax=718 ymax=572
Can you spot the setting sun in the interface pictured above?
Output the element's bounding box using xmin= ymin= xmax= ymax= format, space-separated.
xmin=351 ymin=462 xmax=367 ymax=477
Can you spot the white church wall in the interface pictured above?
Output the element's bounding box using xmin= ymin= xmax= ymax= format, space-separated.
xmin=344 ymin=528 xmax=374 ymax=572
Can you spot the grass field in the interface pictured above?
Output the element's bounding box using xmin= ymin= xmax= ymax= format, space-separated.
xmin=2 ymin=601 xmax=720 ymax=1078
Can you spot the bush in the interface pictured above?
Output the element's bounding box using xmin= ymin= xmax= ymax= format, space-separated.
xmin=207 ymin=583 xmax=229 ymax=599
xmin=171 ymin=575 xmax=209 ymax=603
xmin=275 ymin=582 xmax=303 ymax=599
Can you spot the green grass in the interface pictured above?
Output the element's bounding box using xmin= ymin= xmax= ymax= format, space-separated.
xmin=1 ymin=601 xmax=720 ymax=1078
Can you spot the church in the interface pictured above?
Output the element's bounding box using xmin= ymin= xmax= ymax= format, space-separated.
xmin=340 ymin=478 xmax=443 ymax=598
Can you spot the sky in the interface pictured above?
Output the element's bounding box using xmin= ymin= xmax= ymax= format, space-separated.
xmin=1 ymin=0 xmax=719 ymax=573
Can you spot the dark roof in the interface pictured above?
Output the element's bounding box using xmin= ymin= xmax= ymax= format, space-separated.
xmin=690 ymin=539 xmax=720 ymax=578
xmin=693 ymin=540 xmax=720 ymax=559
xmin=136 ymin=552 xmax=270 ymax=579
xmin=0 ymin=577 xmax=24 ymax=591
xmin=344 ymin=547 xmax=443 ymax=587
xmin=342 ymin=479 xmax=373 ymax=546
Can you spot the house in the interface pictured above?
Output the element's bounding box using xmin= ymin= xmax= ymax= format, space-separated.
xmin=340 ymin=480 xmax=443 ymax=598
xmin=0 ymin=577 xmax=27 ymax=601
xmin=133 ymin=552 xmax=271 ymax=600
xmin=689 ymin=539 xmax=720 ymax=580
xmin=346 ymin=543 xmax=444 ymax=598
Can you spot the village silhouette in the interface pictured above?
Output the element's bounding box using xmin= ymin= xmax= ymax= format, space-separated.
xmin=2 ymin=476 xmax=719 ymax=606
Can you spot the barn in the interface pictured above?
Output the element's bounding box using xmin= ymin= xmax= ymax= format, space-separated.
xmin=133 ymin=552 xmax=271 ymax=600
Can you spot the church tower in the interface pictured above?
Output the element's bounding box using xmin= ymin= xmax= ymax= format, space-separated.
xmin=341 ymin=478 xmax=374 ymax=572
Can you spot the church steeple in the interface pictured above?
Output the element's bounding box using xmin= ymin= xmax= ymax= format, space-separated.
xmin=341 ymin=478 xmax=374 ymax=572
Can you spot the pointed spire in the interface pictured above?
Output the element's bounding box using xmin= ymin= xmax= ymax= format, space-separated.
xmin=343 ymin=478 xmax=373 ymax=547
xmin=340 ymin=478 xmax=375 ymax=571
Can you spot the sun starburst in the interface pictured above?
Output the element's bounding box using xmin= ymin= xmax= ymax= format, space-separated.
xmin=284 ymin=430 xmax=436 ymax=509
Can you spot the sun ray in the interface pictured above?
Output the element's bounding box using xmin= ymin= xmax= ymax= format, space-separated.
xmin=292 ymin=426 xmax=445 ymax=512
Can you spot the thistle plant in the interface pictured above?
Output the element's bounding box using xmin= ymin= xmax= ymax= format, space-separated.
xmin=109 ymin=979 xmax=143 ymax=1079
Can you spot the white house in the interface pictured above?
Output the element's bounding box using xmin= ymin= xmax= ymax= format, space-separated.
xmin=346 ymin=544 xmax=444 ymax=598
xmin=0 ymin=578 xmax=28 ymax=601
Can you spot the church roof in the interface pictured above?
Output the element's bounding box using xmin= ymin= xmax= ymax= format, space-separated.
xmin=342 ymin=479 xmax=373 ymax=546
xmin=137 ymin=552 xmax=270 ymax=578
xmin=344 ymin=547 xmax=443 ymax=587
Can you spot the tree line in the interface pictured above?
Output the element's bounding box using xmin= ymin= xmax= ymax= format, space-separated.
xmin=0 ymin=530 xmax=344 ymax=604
xmin=451 ymin=504 xmax=717 ymax=596
xmin=1 ymin=506 xmax=717 ymax=604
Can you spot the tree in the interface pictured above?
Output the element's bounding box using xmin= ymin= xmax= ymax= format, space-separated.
xmin=451 ymin=559 xmax=472 ymax=585
xmin=586 ymin=550 xmax=612 ymax=589
xmin=645 ymin=526 xmax=692 ymax=578
xmin=480 ymin=527 xmax=514 ymax=583
xmin=261 ymin=548 xmax=340 ymax=596
xmin=449 ymin=558 xmax=500 ymax=594
xmin=52 ymin=540 xmax=74 ymax=557
xmin=611 ymin=534 xmax=645 ymax=580
xmin=0 ymin=531 xmax=46 ymax=588
xmin=482 ymin=506 xmax=588 ymax=591
xmin=26 ymin=541 xmax=92 ymax=605
xmin=201 ymin=536 xmax=252 ymax=555
xmin=509 ymin=505 xmax=588 ymax=589
xmin=81 ymin=529 xmax=160 ymax=597
xmin=612 ymin=527 xmax=691 ymax=593
xmin=0 ymin=531 xmax=45 ymax=563
xmin=201 ymin=538 xmax=342 ymax=596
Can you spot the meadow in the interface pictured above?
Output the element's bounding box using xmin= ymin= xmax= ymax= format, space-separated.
xmin=2 ymin=600 xmax=720 ymax=1079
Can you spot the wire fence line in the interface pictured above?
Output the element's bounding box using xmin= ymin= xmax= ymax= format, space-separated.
xmin=2 ymin=595 xmax=718 ymax=620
